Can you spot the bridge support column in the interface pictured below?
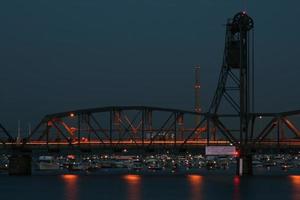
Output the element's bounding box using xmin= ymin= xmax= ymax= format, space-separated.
xmin=237 ymin=155 xmax=252 ymax=176
xmin=9 ymin=155 xmax=32 ymax=176
xmin=236 ymin=148 xmax=253 ymax=176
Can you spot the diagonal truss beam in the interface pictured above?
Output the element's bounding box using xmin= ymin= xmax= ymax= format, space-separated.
xmin=282 ymin=117 xmax=300 ymax=138
xmin=148 ymin=113 xmax=174 ymax=147
xmin=0 ymin=123 xmax=12 ymax=144
xmin=89 ymin=114 xmax=110 ymax=140
xmin=253 ymin=117 xmax=277 ymax=144
xmin=82 ymin=116 xmax=105 ymax=144
xmin=180 ymin=117 xmax=207 ymax=147
xmin=212 ymin=117 xmax=238 ymax=145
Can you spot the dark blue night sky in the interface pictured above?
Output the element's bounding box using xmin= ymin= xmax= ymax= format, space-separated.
xmin=0 ymin=0 xmax=299 ymax=133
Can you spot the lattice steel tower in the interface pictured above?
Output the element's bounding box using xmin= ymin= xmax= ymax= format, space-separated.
xmin=209 ymin=12 xmax=254 ymax=145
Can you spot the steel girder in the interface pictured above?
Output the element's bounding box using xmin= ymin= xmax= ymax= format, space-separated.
xmin=0 ymin=123 xmax=12 ymax=144
xmin=26 ymin=106 xmax=210 ymax=150
xmin=23 ymin=105 xmax=300 ymax=151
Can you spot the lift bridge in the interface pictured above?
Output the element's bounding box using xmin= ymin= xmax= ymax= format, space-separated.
xmin=0 ymin=12 xmax=300 ymax=175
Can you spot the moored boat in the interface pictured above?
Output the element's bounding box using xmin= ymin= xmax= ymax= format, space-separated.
xmin=37 ymin=156 xmax=60 ymax=170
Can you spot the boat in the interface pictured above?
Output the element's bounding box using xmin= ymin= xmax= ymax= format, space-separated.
xmin=145 ymin=157 xmax=163 ymax=171
xmin=252 ymin=160 xmax=263 ymax=168
xmin=281 ymin=163 xmax=293 ymax=171
xmin=37 ymin=156 xmax=60 ymax=170
xmin=147 ymin=163 xmax=163 ymax=171
xmin=129 ymin=161 xmax=144 ymax=171
xmin=69 ymin=162 xmax=85 ymax=171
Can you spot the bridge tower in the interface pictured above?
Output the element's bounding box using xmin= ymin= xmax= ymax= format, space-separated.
xmin=209 ymin=12 xmax=254 ymax=175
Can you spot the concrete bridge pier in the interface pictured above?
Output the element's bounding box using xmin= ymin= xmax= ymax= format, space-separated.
xmin=237 ymin=148 xmax=253 ymax=176
xmin=8 ymin=155 xmax=32 ymax=176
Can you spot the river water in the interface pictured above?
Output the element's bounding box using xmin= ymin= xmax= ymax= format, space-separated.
xmin=1 ymin=170 xmax=300 ymax=200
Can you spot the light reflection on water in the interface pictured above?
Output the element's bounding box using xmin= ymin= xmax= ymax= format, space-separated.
xmin=289 ymin=175 xmax=300 ymax=200
xmin=123 ymin=175 xmax=141 ymax=200
xmin=233 ymin=176 xmax=240 ymax=200
xmin=53 ymin=174 xmax=300 ymax=200
xmin=61 ymin=174 xmax=79 ymax=200
xmin=187 ymin=175 xmax=203 ymax=200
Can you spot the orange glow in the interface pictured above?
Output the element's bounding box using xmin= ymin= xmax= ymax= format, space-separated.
xmin=61 ymin=174 xmax=78 ymax=180
xmin=187 ymin=175 xmax=203 ymax=200
xmin=69 ymin=113 xmax=75 ymax=118
xmin=289 ymin=175 xmax=300 ymax=200
xmin=26 ymin=139 xmax=230 ymax=145
xmin=70 ymin=127 xmax=77 ymax=133
xmin=290 ymin=175 xmax=300 ymax=185
xmin=187 ymin=174 xmax=203 ymax=184
xmin=123 ymin=174 xmax=141 ymax=184
xmin=23 ymin=139 xmax=300 ymax=146
xmin=61 ymin=174 xmax=78 ymax=200
xmin=123 ymin=175 xmax=141 ymax=200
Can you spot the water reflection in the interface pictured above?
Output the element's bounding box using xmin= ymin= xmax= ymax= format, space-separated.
xmin=61 ymin=174 xmax=78 ymax=200
xmin=123 ymin=175 xmax=141 ymax=200
xmin=289 ymin=175 xmax=300 ymax=200
xmin=233 ymin=176 xmax=240 ymax=200
xmin=187 ymin=175 xmax=203 ymax=200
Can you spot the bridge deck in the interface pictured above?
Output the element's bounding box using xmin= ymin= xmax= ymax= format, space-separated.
xmin=1 ymin=140 xmax=300 ymax=154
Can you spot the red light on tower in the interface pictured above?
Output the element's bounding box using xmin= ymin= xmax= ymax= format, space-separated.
xmin=234 ymin=150 xmax=240 ymax=158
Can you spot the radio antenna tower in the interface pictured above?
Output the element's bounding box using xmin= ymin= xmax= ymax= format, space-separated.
xmin=194 ymin=65 xmax=201 ymax=125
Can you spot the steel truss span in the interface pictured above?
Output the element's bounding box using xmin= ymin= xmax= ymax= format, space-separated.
xmin=6 ymin=106 xmax=295 ymax=152
xmin=27 ymin=106 xmax=209 ymax=151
